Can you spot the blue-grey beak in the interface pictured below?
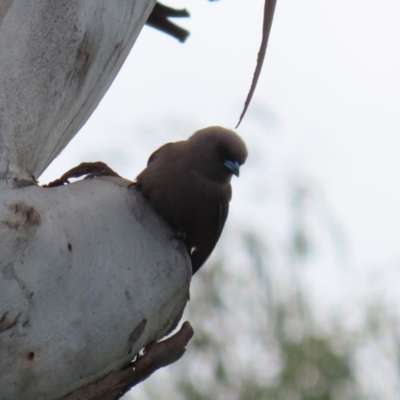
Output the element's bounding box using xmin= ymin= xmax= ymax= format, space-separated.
xmin=223 ymin=160 xmax=240 ymax=177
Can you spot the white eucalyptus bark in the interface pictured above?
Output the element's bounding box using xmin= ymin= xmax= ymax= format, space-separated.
xmin=0 ymin=0 xmax=156 ymax=183
xmin=0 ymin=1 xmax=193 ymax=399
xmin=0 ymin=177 xmax=191 ymax=400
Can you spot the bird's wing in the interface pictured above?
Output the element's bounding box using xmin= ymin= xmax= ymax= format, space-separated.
xmin=191 ymin=188 xmax=231 ymax=274
xmin=217 ymin=189 xmax=230 ymax=240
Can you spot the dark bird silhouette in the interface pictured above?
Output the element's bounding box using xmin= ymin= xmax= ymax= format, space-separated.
xmin=134 ymin=126 xmax=248 ymax=274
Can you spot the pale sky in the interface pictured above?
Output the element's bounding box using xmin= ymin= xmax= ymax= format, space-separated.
xmin=41 ymin=0 xmax=400 ymax=316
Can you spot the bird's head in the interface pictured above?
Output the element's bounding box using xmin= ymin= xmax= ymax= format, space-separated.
xmin=188 ymin=126 xmax=248 ymax=184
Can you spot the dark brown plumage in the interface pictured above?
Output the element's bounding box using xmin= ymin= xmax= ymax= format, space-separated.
xmin=134 ymin=126 xmax=248 ymax=275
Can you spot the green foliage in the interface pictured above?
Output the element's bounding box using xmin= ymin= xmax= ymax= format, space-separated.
xmin=126 ymin=184 xmax=400 ymax=400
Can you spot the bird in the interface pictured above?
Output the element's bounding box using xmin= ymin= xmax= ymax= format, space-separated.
xmin=133 ymin=126 xmax=248 ymax=275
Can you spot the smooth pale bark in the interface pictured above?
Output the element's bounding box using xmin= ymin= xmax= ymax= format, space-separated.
xmin=0 ymin=177 xmax=191 ymax=400
xmin=0 ymin=2 xmax=193 ymax=399
xmin=0 ymin=0 xmax=156 ymax=183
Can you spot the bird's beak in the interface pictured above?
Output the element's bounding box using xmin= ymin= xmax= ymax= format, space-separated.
xmin=223 ymin=160 xmax=240 ymax=177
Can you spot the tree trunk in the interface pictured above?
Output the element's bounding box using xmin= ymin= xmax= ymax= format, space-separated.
xmin=0 ymin=2 xmax=192 ymax=399
xmin=0 ymin=0 xmax=155 ymax=183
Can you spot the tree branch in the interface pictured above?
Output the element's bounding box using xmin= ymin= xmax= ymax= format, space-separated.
xmin=61 ymin=322 xmax=194 ymax=400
